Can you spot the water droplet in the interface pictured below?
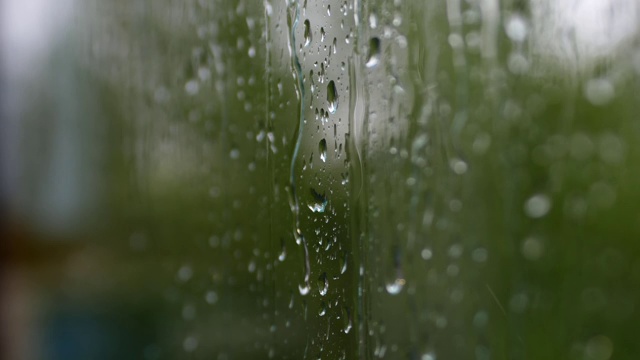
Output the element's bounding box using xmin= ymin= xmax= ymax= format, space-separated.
xmin=205 ymin=291 xmax=218 ymax=304
xmin=341 ymin=306 xmax=352 ymax=333
xmin=471 ymin=248 xmax=488 ymax=263
xmin=320 ymin=27 xmax=325 ymax=42
xmin=449 ymin=157 xmax=468 ymax=174
xmin=184 ymin=79 xmax=199 ymax=95
xmin=182 ymin=303 xmax=196 ymax=320
xmin=369 ymin=13 xmax=378 ymax=29
xmin=317 ymin=272 xmax=328 ymax=296
xmin=308 ymin=188 xmax=327 ymax=213
xmin=505 ymin=15 xmax=528 ymax=42
xmin=385 ymin=278 xmax=405 ymax=295
xmin=319 ymin=139 xmax=327 ymax=162
xmin=524 ymin=193 xmax=551 ymax=218
xmin=585 ymin=335 xmax=613 ymax=360
xmin=318 ymin=301 xmax=327 ymax=316
xmin=327 ymin=80 xmax=338 ymax=113
xmin=507 ymin=52 xmax=530 ymax=74
xmin=183 ymin=336 xmax=199 ymax=352
xmin=339 ymin=252 xmax=348 ymax=274
xmin=473 ymin=311 xmax=489 ymax=328
xmin=421 ymin=352 xmax=436 ymax=360
xmin=278 ymin=239 xmax=287 ymax=261
xmin=303 ymin=19 xmax=312 ymax=47
xmin=299 ymin=283 xmax=311 ymax=295
xmin=366 ymin=37 xmax=381 ymax=68
xmin=521 ymin=236 xmax=544 ymax=261
xmin=509 ymin=292 xmax=529 ymax=313
xmin=584 ymin=78 xmax=615 ymax=106
xmin=177 ymin=265 xmax=193 ymax=282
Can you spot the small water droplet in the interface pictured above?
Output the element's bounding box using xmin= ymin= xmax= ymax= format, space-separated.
xmin=421 ymin=352 xmax=436 ymax=360
xmin=521 ymin=236 xmax=544 ymax=261
xmin=341 ymin=306 xmax=352 ymax=333
xmin=318 ymin=301 xmax=327 ymax=316
xmin=366 ymin=37 xmax=381 ymax=68
xmin=299 ymin=283 xmax=311 ymax=295
xmin=339 ymin=252 xmax=348 ymax=274
xmin=177 ymin=265 xmax=193 ymax=282
xmin=317 ymin=272 xmax=328 ymax=296
xmin=585 ymin=335 xmax=613 ymax=360
xmin=278 ymin=239 xmax=287 ymax=261
xmin=524 ymin=193 xmax=551 ymax=218
xmin=327 ymin=80 xmax=338 ymax=113
xmin=449 ymin=157 xmax=468 ymax=175
xmin=505 ymin=15 xmax=528 ymax=42
xmin=205 ymin=291 xmax=218 ymax=304
xmin=509 ymin=293 xmax=529 ymax=313
xmin=184 ymin=79 xmax=199 ymax=95
xmin=471 ymin=248 xmax=488 ymax=263
xmin=584 ymin=78 xmax=615 ymax=106
xmin=369 ymin=13 xmax=378 ymax=29
xmin=320 ymin=27 xmax=325 ymax=42
xmin=385 ymin=278 xmax=405 ymax=295
xmin=319 ymin=139 xmax=327 ymax=162
xmin=183 ymin=336 xmax=199 ymax=352
xmin=303 ymin=19 xmax=312 ymax=46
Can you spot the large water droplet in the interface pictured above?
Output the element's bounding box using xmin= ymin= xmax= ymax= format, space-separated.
xmin=308 ymin=188 xmax=327 ymax=213
xmin=366 ymin=37 xmax=381 ymax=68
xmin=327 ymin=80 xmax=338 ymax=113
xmin=303 ymin=19 xmax=312 ymax=47
xmin=317 ymin=272 xmax=328 ymax=296
xmin=319 ymin=139 xmax=327 ymax=162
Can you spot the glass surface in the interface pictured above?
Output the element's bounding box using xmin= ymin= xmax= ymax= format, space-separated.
xmin=3 ymin=0 xmax=640 ymax=359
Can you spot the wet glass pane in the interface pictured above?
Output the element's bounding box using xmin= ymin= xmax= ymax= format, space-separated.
xmin=3 ymin=0 xmax=640 ymax=359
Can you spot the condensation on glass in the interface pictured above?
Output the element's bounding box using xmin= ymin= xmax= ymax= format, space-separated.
xmin=4 ymin=0 xmax=640 ymax=359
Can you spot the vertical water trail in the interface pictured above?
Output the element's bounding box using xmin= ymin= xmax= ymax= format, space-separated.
xmin=286 ymin=0 xmax=311 ymax=294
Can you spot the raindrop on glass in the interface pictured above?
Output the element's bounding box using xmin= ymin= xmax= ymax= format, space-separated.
xmin=327 ymin=80 xmax=338 ymax=113
xmin=303 ymin=19 xmax=312 ymax=47
xmin=319 ymin=138 xmax=327 ymax=162
xmin=385 ymin=278 xmax=405 ymax=295
xmin=366 ymin=37 xmax=381 ymax=68
xmin=521 ymin=236 xmax=544 ymax=261
xmin=505 ymin=15 xmax=528 ymax=42
xmin=584 ymin=78 xmax=615 ymax=106
xmin=317 ymin=272 xmax=328 ymax=296
xmin=524 ymin=193 xmax=551 ymax=218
